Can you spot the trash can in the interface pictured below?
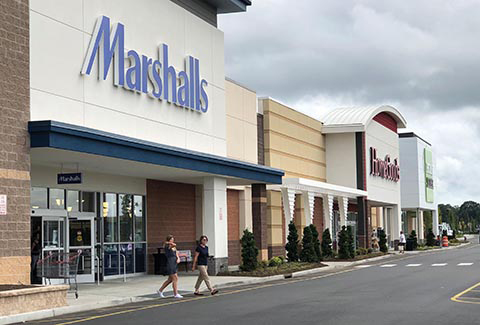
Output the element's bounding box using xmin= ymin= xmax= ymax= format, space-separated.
xmin=153 ymin=248 xmax=167 ymax=275
xmin=406 ymin=238 xmax=415 ymax=251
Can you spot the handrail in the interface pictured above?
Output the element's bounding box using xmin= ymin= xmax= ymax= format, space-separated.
xmin=120 ymin=253 xmax=126 ymax=282
xmin=95 ymin=255 xmax=100 ymax=286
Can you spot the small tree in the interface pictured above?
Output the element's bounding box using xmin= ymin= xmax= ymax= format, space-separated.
xmin=300 ymin=226 xmax=317 ymax=262
xmin=346 ymin=225 xmax=356 ymax=258
xmin=337 ymin=226 xmax=350 ymax=259
xmin=240 ymin=229 xmax=258 ymax=271
xmin=321 ymin=228 xmax=333 ymax=258
xmin=285 ymin=221 xmax=299 ymax=262
xmin=309 ymin=224 xmax=322 ymax=261
xmin=409 ymin=230 xmax=418 ymax=250
xmin=378 ymin=228 xmax=388 ymax=253
xmin=426 ymin=228 xmax=435 ymax=246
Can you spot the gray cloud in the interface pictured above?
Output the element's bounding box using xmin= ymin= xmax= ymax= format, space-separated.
xmin=219 ymin=0 xmax=480 ymax=205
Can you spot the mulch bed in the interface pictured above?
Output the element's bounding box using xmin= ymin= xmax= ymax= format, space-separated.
xmin=323 ymin=252 xmax=387 ymax=262
xmin=219 ymin=262 xmax=328 ymax=277
xmin=0 ymin=284 xmax=35 ymax=292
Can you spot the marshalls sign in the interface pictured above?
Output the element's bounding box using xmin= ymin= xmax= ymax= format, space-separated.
xmin=81 ymin=15 xmax=209 ymax=113
xmin=0 ymin=195 xmax=7 ymax=216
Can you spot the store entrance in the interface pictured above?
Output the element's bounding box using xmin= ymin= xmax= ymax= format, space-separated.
xmin=68 ymin=213 xmax=95 ymax=283
xmin=30 ymin=210 xmax=67 ymax=285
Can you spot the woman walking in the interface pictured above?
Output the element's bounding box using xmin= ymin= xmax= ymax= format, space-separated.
xmin=192 ymin=235 xmax=218 ymax=296
xmin=399 ymin=231 xmax=406 ymax=254
xmin=157 ymin=235 xmax=183 ymax=298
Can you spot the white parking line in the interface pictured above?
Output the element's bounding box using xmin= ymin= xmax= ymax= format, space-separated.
xmin=380 ymin=264 xmax=397 ymax=268
xmin=406 ymin=264 xmax=422 ymax=267
xmin=432 ymin=263 xmax=447 ymax=266
xmin=458 ymin=263 xmax=474 ymax=266
xmin=355 ymin=265 xmax=372 ymax=268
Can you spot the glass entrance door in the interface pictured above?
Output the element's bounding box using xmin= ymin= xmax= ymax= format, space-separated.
xmin=68 ymin=213 xmax=95 ymax=283
xmin=40 ymin=215 xmax=67 ymax=285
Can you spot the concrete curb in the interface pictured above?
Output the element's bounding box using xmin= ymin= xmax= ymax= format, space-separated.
xmin=0 ymin=243 xmax=472 ymax=325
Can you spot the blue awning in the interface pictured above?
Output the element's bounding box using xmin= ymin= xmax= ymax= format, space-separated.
xmin=28 ymin=120 xmax=283 ymax=184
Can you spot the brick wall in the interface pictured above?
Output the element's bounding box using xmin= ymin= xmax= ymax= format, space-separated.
xmin=227 ymin=189 xmax=241 ymax=266
xmin=0 ymin=0 xmax=31 ymax=284
xmin=146 ymin=180 xmax=196 ymax=273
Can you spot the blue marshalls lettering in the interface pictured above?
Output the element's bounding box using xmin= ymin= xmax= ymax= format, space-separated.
xmin=81 ymin=15 xmax=209 ymax=113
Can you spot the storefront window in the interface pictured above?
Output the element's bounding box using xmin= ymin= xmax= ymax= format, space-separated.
xmin=135 ymin=243 xmax=146 ymax=273
xmin=49 ymin=189 xmax=65 ymax=209
xmin=66 ymin=190 xmax=80 ymax=212
xmin=104 ymin=244 xmax=119 ymax=276
xmin=103 ymin=193 xmax=117 ymax=243
xmin=134 ymin=195 xmax=145 ymax=242
xmin=31 ymin=187 xmax=47 ymax=209
xmin=82 ymin=192 xmax=95 ymax=212
xmin=120 ymin=243 xmax=134 ymax=274
xmin=119 ymin=194 xmax=133 ymax=242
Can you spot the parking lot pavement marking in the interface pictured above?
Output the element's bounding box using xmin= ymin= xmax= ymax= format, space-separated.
xmin=355 ymin=265 xmax=372 ymax=268
xmin=380 ymin=264 xmax=396 ymax=268
xmin=451 ymin=281 xmax=480 ymax=305
xmin=432 ymin=263 xmax=447 ymax=266
xmin=457 ymin=263 xmax=474 ymax=266
xmin=405 ymin=264 xmax=421 ymax=267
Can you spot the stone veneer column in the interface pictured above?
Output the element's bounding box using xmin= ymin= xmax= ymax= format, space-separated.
xmin=0 ymin=0 xmax=31 ymax=284
xmin=252 ymin=184 xmax=268 ymax=261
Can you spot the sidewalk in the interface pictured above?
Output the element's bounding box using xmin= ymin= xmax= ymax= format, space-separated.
xmin=0 ymin=243 xmax=472 ymax=325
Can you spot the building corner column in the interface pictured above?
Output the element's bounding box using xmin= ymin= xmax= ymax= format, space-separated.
xmin=418 ymin=209 xmax=424 ymax=241
xmin=202 ymin=177 xmax=228 ymax=275
xmin=252 ymin=184 xmax=268 ymax=261
xmin=432 ymin=208 xmax=439 ymax=236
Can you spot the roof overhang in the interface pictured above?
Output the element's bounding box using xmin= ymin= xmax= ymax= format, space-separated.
xmin=322 ymin=105 xmax=407 ymax=134
xmin=205 ymin=0 xmax=251 ymax=14
xmin=28 ymin=120 xmax=284 ymax=185
xmin=267 ymin=178 xmax=367 ymax=199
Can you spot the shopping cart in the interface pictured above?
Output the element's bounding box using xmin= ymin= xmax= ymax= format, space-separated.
xmin=37 ymin=250 xmax=82 ymax=298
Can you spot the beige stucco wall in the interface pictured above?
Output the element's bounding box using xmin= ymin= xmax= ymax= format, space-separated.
xmin=261 ymin=98 xmax=326 ymax=181
xmin=225 ymin=79 xmax=258 ymax=164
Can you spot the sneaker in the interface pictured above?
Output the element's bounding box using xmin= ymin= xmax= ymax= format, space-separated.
xmin=174 ymin=293 xmax=183 ymax=299
xmin=157 ymin=290 xmax=165 ymax=298
xmin=211 ymin=289 xmax=219 ymax=296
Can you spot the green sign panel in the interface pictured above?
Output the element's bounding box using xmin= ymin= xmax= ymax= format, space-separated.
xmin=424 ymin=148 xmax=434 ymax=203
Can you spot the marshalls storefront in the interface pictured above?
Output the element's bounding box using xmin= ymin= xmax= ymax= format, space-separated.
xmin=0 ymin=0 xmax=287 ymax=285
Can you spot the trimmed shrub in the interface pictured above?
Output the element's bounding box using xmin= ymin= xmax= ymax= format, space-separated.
xmin=347 ymin=225 xmax=356 ymax=258
xmin=426 ymin=228 xmax=435 ymax=246
xmin=338 ymin=226 xmax=350 ymax=259
xmin=285 ymin=221 xmax=299 ymax=262
xmin=367 ymin=248 xmax=373 ymax=254
xmin=300 ymin=226 xmax=317 ymax=263
xmin=378 ymin=228 xmax=388 ymax=253
xmin=259 ymin=260 xmax=269 ymax=268
xmin=321 ymin=228 xmax=333 ymax=258
xmin=309 ymin=224 xmax=322 ymax=261
xmin=356 ymin=248 xmax=368 ymax=256
xmin=409 ymin=230 xmax=418 ymax=250
xmin=268 ymin=256 xmax=283 ymax=267
xmin=241 ymin=229 xmax=258 ymax=271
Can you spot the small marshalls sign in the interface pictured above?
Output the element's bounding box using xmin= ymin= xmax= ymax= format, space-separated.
xmin=0 ymin=195 xmax=6 ymax=216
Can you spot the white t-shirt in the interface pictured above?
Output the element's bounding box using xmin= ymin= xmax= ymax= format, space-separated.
xmin=399 ymin=233 xmax=406 ymax=244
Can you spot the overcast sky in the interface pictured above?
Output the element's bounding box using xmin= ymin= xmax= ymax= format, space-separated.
xmin=219 ymin=0 xmax=480 ymax=206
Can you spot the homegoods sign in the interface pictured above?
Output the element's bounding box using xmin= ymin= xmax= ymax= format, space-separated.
xmin=370 ymin=147 xmax=400 ymax=182
xmin=81 ymin=16 xmax=209 ymax=113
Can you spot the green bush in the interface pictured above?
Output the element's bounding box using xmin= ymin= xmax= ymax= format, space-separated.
xmin=346 ymin=225 xmax=355 ymax=258
xmin=356 ymin=248 xmax=368 ymax=256
xmin=285 ymin=221 xmax=299 ymax=262
xmin=338 ymin=226 xmax=350 ymax=259
xmin=240 ymin=229 xmax=258 ymax=271
xmin=268 ymin=256 xmax=283 ymax=267
xmin=300 ymin=226 xmax=317 ymax=263
xmin=367 ymin=248 xmax=373 ymax=254
xmin=309 ymin=224 xmax=322 ymax=261
xmin=277 ymin=255 xmax=286 ymax=263
xmin=378 ymin=228 xmax=388 ymax=253
xmin=321 ymin=228 xmax=333 ymax=258
xmin=409 ymin=230 xmax=418 ymax=250
xmin=259 ymin=260 xmax=269 ymax=268
xmin=426 ymin=228 xmax=436 ymax=246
